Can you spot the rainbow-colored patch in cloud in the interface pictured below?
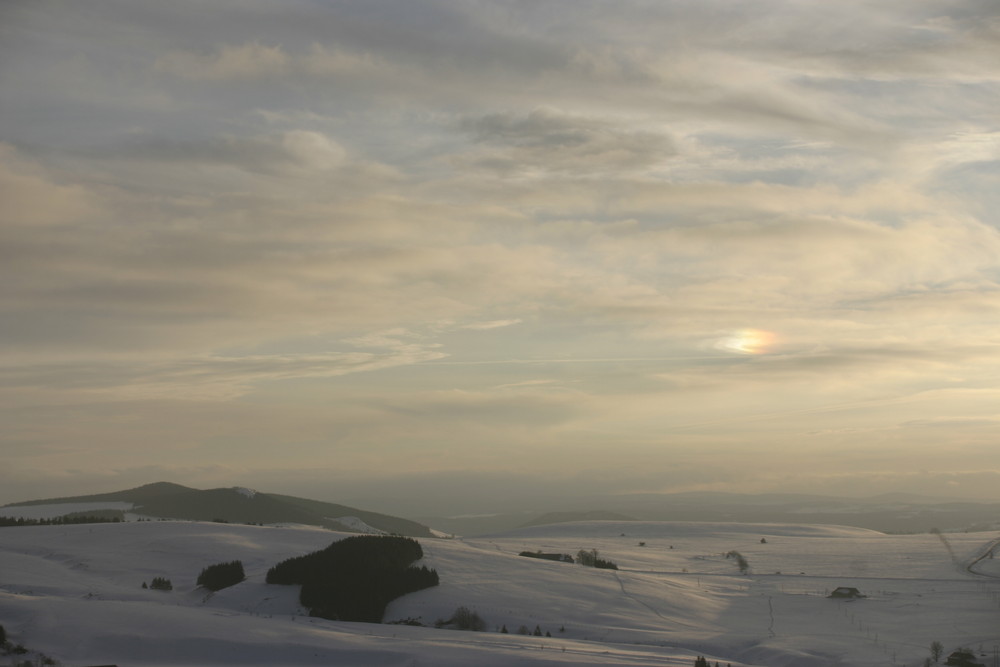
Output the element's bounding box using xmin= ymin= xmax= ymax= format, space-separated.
xmin=716 ymin=329 xmax=777 ymax=355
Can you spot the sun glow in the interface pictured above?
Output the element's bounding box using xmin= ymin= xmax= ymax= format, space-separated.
xmin=717 ymin=329 xmax=777 ymax=355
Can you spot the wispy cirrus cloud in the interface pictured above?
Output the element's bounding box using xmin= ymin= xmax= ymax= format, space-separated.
xmin=155 ymin=42 xmax=291 ymax=80
xmin=3 ymin=0 xmax=1000 ymax=505
xmin=459 ymin=108 xmax=677 ymax=176
xmin=460 ymin=319 xmax=523 ymax=330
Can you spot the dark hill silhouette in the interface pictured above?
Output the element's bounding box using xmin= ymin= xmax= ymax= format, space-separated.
xmin=136 ymin=488 xmax=343 ymax=527
xmin=5 ymin=481 xmax=195 ymax=507
xmin=3 ymin=483 xmax=434 ymax=537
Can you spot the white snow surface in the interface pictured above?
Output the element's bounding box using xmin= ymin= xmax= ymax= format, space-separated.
xmin=233 ymin=486 xmax=257 ymax=499
xmin=329 ymin=516 xmax=386 ymax=534
xmin=0 ymin=519 xmax=998 ymax=666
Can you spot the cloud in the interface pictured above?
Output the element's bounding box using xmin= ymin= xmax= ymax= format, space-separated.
xmin=0 ymin=144 xmax=104 ymax=226
xmin=495 ymin=379 xmax=558 ymax=389
xmin=281 ymin=130 xmax=347 ymax=169
xmin=713 ymin=330 xmax=778 ymax=355
xmin=458 ymin=108 xmax=677 ymax=176
xmin=3 ymin=0 xmax=1000 ymax=506
xmin=299 ymin=43 xmax=393 ymax=78
xmin=901 ymin=416 xmax=1000 ymax=430
xmin=0 ymin=347 xmax=448 ymax=403
xmin=155 ymin=42 xmax=290 ymax=80
xmin=72 ymin=131 xmax=348 ymax=174
xmin=461 ymin=319 xmax=522 ymax=330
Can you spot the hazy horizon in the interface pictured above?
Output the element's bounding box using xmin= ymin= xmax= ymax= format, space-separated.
xmin=3 ymin=1 xmax=1000 ymax=508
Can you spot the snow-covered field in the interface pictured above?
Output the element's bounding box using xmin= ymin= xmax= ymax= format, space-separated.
xmin=1 ymin=519 xmax=998 ymax=666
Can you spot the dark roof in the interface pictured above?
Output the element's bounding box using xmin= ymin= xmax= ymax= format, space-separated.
xmin=829 ymin=586 xmax=865 ymax=598
xmin=945 ymin=649 xmax=984 ymax=667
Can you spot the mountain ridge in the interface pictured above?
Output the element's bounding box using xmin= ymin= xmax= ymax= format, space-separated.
xmin=2 ymin=481 xmax=196 ymax=507
xmin=418 ymin=491 xmax=1000 ymax=536
xmin=2 ymin=482 xmax=434 ymax=537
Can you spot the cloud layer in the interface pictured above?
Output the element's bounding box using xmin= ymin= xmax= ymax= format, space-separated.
xmin=2 ymin=0 xmax=999 ymax=506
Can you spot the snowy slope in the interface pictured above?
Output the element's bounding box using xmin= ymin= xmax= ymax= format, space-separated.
xmin=1 ymin=520 xmax=998 ymax=666
xmin=328 ymin=516 xmax=386 ymax=534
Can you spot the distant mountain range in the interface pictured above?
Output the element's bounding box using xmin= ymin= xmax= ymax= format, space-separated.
xmin=2 ymin=482 xmax=434 ymax=537
xmin=419 ymin=491 xmax=1000 ymax=536
xmin=7 ymin=483 xmax=998 ymax=538
xmin=519 ymin=510 xmax=637 ymax=529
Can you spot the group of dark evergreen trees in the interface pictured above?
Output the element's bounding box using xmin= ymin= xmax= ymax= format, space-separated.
xmin=0 ymin=623 xmax=33 ymax=660
xmin=519 ymin=551 xmax=574 ymax=563
xmin=147 ymin=576 xmax=172 ymax=591
xmin=519 ymin=548 xmax=618 ymax=569
xmin=499 ymin=623 xmax=552 ymax=636
xmin=693 ymin=657 xmax=728 ymax=667
xmin=266 ymin=535 xmax=439 ymax=623
xmin=142 ymin=561 xmax=243 ymax=594
xmin=196 ymin=560 xmax=246 ymax=591
xmin=576 ymin=548 xmax=618 ymax=570
xmin=132 ymin=535 xmax=437 ymax=624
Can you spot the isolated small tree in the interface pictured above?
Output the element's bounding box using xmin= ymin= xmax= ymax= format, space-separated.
xmin=517 ymin=625 xmax=530 ymax=635
xmin=0 ymin=623 xmax=6 ymax=646
xmin=449 ymin=606 xmax=486 ymax=631
xmin=500 ymin=625 xmax=508 ymax=634
xmin=533 ymin=625 xmax=542 ymax=636
xmin=930 ymin=640 xmax=944 ymax=663
xmin=725 ymin=550 xmax=749 ymax=575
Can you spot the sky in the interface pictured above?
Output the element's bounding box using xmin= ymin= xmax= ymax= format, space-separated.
xmin=2 ymin=0 xmax=1000 ymax=511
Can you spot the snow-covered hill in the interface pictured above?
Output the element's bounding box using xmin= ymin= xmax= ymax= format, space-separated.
xmin=1 ymin=520 xmax=998 ymax=666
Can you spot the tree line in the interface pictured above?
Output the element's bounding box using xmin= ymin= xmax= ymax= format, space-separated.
xmin=0 ymin=515 xmax=123 ymax=527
